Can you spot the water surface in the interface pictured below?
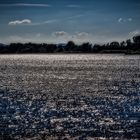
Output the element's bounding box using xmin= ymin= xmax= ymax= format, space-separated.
xmin=0 ymin=54 xmax=140 ymax=139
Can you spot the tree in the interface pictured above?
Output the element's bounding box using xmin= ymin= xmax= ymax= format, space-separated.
xmin=133 ymin=35 xmax=140 ymax=44
xmin=110 ymin=41 xmax=120 ymax=47
xmin=80 ymin=42 xmax=92 ymax=52
xmin=126 ymin=39 xmax=132 ymax=50
xmin=120 ymin=41 xmax=126 ymax=48
xmin=65 ymin=41 xmax=76 ymax=52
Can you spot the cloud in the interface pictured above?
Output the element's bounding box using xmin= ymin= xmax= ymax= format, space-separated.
xmin=118 ymin=18 xmax=123 ymax=23
xmin=118 ymin=18 xmax=132 ymax=23
xmin=72 ymin=32 xmax=89 ymax=39
xmin=8 ymin=19 xmax=58 ymax=26
xmin=129 ymin=30 xmax=140 ymax=37
xmin=8 ymin=19 xmax=31 ymax=25
xmin=52 ymin=31 xmax=89 ymax=41
xmin=76 ymin=32 xmax=89 ymax=37
xmin=53 ymin=31 xmax=68 ymax=37
xmin=28 ymin=19 xmax=58 ymax=26
xmin=0 ymin=3 xmax=50 ymax=7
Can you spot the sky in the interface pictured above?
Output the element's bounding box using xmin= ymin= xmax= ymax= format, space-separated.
xmin=0 ymin=0 xmax=140 ymax=44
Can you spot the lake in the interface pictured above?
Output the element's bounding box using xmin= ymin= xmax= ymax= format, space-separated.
xmin=0 ymin=54 xmax=140 ymax=140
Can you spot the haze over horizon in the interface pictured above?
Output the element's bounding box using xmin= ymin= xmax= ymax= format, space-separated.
xmin=0 ymin=0 xmax=140 ymax=44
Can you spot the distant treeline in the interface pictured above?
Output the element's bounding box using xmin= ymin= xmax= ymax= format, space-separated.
xmin=0 ymin=35 xmax=140 ymax=54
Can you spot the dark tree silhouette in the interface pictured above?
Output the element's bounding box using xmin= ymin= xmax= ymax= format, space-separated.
xmin=120 ymin=41 xmax=126 ymax=48
xmin=133 ymin=35 xmax=140 ymax=44
xmin=109 ymin=41 xmax=120 ymax=50
xmin=65 ymin=41 xmax=76 ymax=52
xmin=80 ymin=42 xmax=92 ymax=53
xmin=0 ymin=35 xmax=140 ymax=54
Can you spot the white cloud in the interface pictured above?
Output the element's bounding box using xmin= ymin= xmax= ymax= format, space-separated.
xmin=0 ymin=3 xmax=50 ymax=7
xmin=118 ymin=18 xmax=132 ymax=23
xmin=9 ymin=19 xmax=31 ymax=25
xmin=53 ymin=31 xmax=68 ymax=37
xmin=72 ymin=32 xmax=89 ymax=39
xmin=8 ymin=19 xmax=58 ymax=26
xmin=129 ymin=30 xmax=140 ymax=37
xmin=76 ymin=32 xmax=89 ymax=37
xmin=26 ymin=19 xmax=58 ymax=26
